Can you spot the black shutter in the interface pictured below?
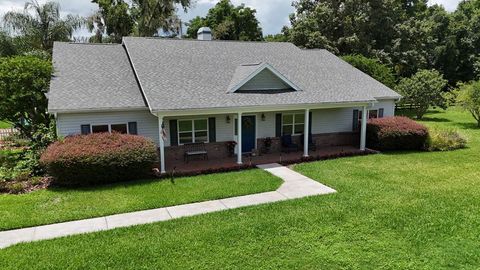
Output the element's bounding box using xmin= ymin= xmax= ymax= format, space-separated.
xmin=378 ymin=108 xmax=384 ymax=118
xmin=352 ymin=110 xmax=359 ymax=131
xmin=128 ymin=122 xmax=138 ymax=135
xmin=81 ymin=124 xmax=91 ymax=135
xmin=308 ymin=111 xmax=312 ymax=134
xmin=208 ymin=117 xmax=216 ymax=142
xmin=169 ymin=119 xmax=178 ymax=146
xmin=275 ymin=113 xmax=282 ymax=137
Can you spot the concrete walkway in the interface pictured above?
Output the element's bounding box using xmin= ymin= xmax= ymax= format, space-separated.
xmin=0 ymin=163 xmax=336 ymax=249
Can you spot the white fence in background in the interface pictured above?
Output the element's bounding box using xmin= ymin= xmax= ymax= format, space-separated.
xmin=0 ymin=128 xmax=17 ymax=140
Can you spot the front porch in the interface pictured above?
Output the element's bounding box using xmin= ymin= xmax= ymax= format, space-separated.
xmin=155 ymin=105 xmax=372 ymax=174
xmin=164 ymin=145 xmax=366 ymax=174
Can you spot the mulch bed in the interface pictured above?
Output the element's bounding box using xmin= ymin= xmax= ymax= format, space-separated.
xmin=0 ymin=177 xmax=52 ymax=195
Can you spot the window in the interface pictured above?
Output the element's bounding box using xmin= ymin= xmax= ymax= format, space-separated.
xmin=359 ymin=110 xmax=379 ymax=121
xmin=92 ymin=125 xmax=109 ymax=133
xmin=178 ymin=119 xmax=208 ymax=144
xmin=90 ymin=123 xmax=131 ymax=134
xmin=282 ymin=113 xmax=304 ymax=135
xmin=111 ymin=124 xmax=128 ymax=134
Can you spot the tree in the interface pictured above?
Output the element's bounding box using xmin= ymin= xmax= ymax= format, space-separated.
xmin=449 ymin=0 xmax=480 ymax=83
xmin=3 ymin=0 xmax=83 ymax=52
xmin=0 ymin=30 xmax=17 ymax=56
xmin=132 ymin=0 xmax=190 ymax=37
xmin=396 ymin=69 xmax=448 ymax=119
xmin=342 ymin=54 xmax=396 ymax=88
xmin=185 ymin=0 xmax=262 ymax=41
xmin=285 ymin=0 xmax=464 ymax=83
xmin=0 ymin=56 xmax=53 ymax=139
xmin=455 ymin=80 xmax=480 ymax=127
xmin=90 ymin=0 xmax=134 ymax=43
xmin=286 ymin=0 xmax=422 ymax=54
xmin=264 ymin=33 xmax=288 ymax=42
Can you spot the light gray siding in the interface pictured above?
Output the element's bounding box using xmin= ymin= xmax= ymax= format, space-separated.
xmin=238 ymin=69 xmax=290 ymax=91
xmin=371 ymin=100 xmax=396 ymax=116
xmin=311 ymin=108 xmax=354 ymax=134
xmin=56 ymin=110 xmax=159 ymax=144
xmin=56 ymin=99 xmax=396 ymax=147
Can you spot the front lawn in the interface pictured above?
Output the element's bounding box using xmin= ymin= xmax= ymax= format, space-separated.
xmin=0 ymin=120 xmax=11 ymax=129
xmin=1 ymin=108 xmax=479 ymax=269
xmin=0 ymin=169 xmax=282 ymax=230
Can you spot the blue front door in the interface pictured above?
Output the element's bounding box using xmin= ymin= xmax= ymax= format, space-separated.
xmin=242 ymin=115 xmax=256 ymax=153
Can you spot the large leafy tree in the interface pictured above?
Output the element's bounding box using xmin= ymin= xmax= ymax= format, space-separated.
xmin=286 ymin=0 xmax=461 ymax=83
xmin=455 ymin=80 xmax=480 ymax=127
xmin=2 ymin=0 xmax=83 ymax=52
xmin=286 ymin=0 xmax=424 ymax=54
xmin=90 ymin=0 xmax=134 ymax=43
xmin=0 ymin=30 xmax=17 ymax=56
xmin=186 ymin=0 xmax=262 ymax=41
xmin=0 ymin=56 xmax=53 ymax=139
xmin=449 ymin=0 xmax=480 ymax=83
xmin=396 ymin=69 xmax=448 ymax=119
xmin=132 ymin=0 xmax=190 ymax=37
xmin=342 ymin=54 xmax=396 ymax=88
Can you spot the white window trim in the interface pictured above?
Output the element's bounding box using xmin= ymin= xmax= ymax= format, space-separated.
xmin=177 ymin=119 xmax=209 ymax=145
xmin=90 ymin=123 xmax=129 ymax=134
xmin=282 ymin=113 xmax=305 ymax=136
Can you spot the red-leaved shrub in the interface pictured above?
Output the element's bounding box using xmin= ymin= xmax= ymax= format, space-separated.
xmin=40 ymin=133 xmax=157 ymax=186
xmin=367 ymin=116 xmax=428 ymax=151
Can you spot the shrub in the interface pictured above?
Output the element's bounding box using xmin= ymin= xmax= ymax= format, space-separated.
xmin=427 ymin=128 xmax=467 ymax=151
xmin=367 ymin=116 xmax=429 ymax=151
xmin=40 ymin=133 xmax=157 ymax=186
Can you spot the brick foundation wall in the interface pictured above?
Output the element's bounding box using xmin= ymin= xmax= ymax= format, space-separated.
xmin=165 ymin=132 xmax=359 ymax=160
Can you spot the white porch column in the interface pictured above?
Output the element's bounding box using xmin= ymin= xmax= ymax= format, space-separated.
xmin=360 ymin=106 xmax=367 ymax=151
xmin=237 ymin=112 xmax=242 ymax=164
xmin=303 ymin=109 xmax=310 ymax=157
xmin=158 ymin=115 xmax=166 ymax=173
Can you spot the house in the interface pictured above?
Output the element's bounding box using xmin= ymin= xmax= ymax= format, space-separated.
xmin=48 ymin=28 xmax=401 ymax=173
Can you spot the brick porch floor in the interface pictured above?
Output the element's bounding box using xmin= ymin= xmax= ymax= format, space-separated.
xmin=164 ymin=145 xmax=364 ymax=173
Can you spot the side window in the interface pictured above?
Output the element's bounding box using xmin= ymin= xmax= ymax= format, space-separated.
xmin=92 ymin=125 xmax=109 ymax=133
xmin=111 ymin=124 xmax=128 ymax=134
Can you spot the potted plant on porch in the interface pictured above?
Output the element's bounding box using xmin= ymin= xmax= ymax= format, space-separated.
xmin=225 ymin=141 xmax=237 ymax=157
xmin=262 ymin=137 xmax=273 ymax=154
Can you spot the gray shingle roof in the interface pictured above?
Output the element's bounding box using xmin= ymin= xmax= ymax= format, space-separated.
xmin=49 ymin=42 xmax=147 ymax=112
xmin=49 ymin=38 xmax=401 ymax=113
xmin=122 ymin=37 xmax=400 ymax=112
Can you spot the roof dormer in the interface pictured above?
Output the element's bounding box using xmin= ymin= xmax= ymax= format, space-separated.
xmin=227 ymin=62 xmax=301 ymax=93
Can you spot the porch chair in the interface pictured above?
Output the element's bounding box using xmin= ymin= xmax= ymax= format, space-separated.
xmin=183 ymin=142 xmax=208 ymax=163
xmin=300 ymin=133 xmax=317 ymax=152
xmin=281 ymin=134 xmax=299 ymax=153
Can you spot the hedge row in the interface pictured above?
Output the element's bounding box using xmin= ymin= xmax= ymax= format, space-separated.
xmin=40 ymin=133 xmax=157 ymax=186
xmin=366 ymin=116 xmax=429 ymax=151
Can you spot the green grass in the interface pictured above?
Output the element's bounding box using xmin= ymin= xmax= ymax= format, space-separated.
xmin=0 ymin=169 xmax=282 ymax=230
xmin=0 ymin=120 xmax=11 ymax=129
xmin=1 ymin=108 xmax=480 ymax=269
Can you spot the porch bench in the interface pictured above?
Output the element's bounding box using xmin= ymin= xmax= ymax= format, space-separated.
xmin=183 ymin=142 xmax=208 ymax=163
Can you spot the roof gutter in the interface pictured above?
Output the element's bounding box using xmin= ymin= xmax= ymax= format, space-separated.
xmin=153 ymin=100 xmax=377 ymax=117
xmin=48 ymin=106 xmax=149 ymax=114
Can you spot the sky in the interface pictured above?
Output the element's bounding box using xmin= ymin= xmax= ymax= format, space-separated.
xmin=0 ymin=0 xmax=463 ymax=38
